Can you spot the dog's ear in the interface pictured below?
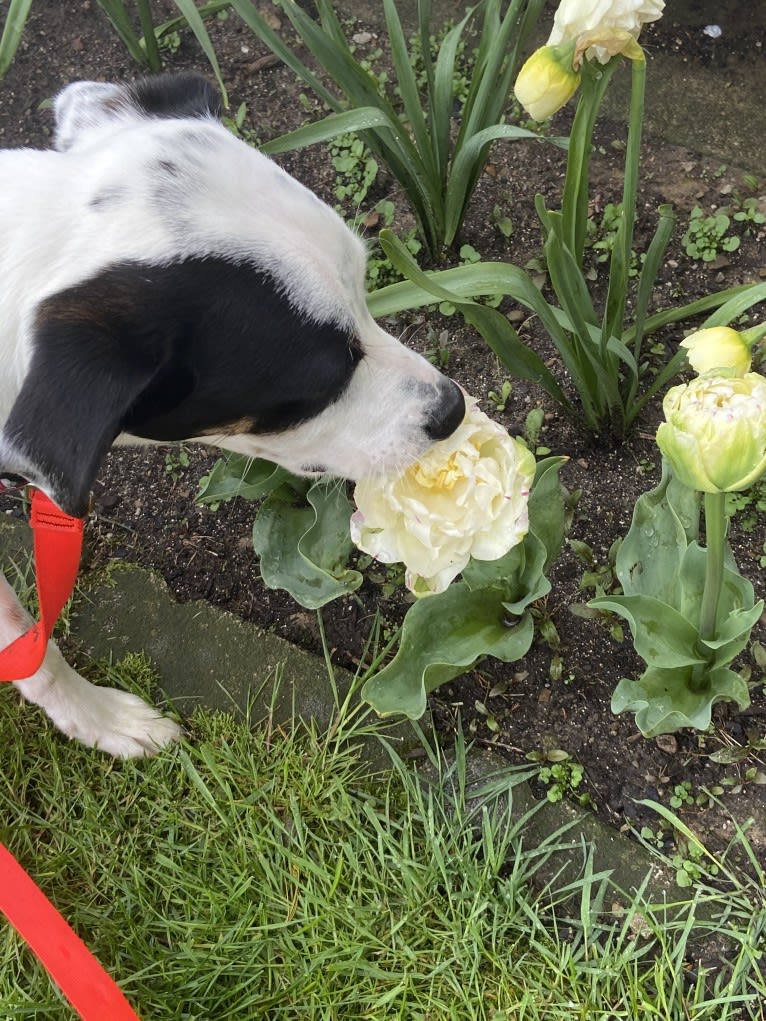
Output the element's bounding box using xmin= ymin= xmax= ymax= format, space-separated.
xmin=0 ymin=310 xmax=182 ymax=517
xmin=53 ymin=73 xmax=222 ymax=152
xmin=53 ymin=81 xmax=132 ymax=152
xmin=126 ymin=72 xmax=223 ymax=122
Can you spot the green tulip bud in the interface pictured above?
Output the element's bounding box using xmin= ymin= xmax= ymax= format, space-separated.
xmin=657 ymin=373 xmax=766 ymax=493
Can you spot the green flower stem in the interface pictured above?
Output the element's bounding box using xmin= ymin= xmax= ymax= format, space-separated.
xmin=690 ymin=490 xmax=727 ymax=693
xmin=603 ymin=52 xmax=646 ymax=350
xmin=560 ymin=59 xmax=618 ymax=267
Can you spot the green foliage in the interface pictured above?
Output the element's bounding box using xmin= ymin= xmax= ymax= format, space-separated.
xmin=329 ymin=132 xmax=379 ymax=208
xmin=682 ymin=206 xmax=740 ymax=262
xmin=590 ymin=462 xmax=758 ymax=736
xmin=527 ymin=749 xmax=588 ymax=804
xmin=0 ymin=0 xmax=229 ymax=99
xmin=197 ymin=456 xmax=362 ymax=608
xmin=163 ymin=445 xmax=190 ymax=482
xmin=199 ymin=452 xmax=566 ymax=720
xmin=725 ymin=476 xmax=766 ymax=532
xmin=4 ymin=689 xmax=766 ymax=1018
xmin=371 ymin=54 xmax=766 ymax=438
xmin=585 ymin=201 xmax=640 ymax=276
xmin=732 ymin=196 xmax=766 ymax=232
xmin=488 ymin=378 xmax=513 ymax=411
xmin=231 ymin=0 xmax=549 ymax=257
xmin=539 ymin=759 xmax=585 ymax=804
xmin=362 ymin=456 xmax=567 ymax=718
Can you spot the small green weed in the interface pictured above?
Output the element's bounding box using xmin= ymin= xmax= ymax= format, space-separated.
xmin=492 ymin=203 xmax=514 ymax=239
xmin=725 ymin=476 xmax=766 ymax=531
xmin=329 ymin=132 xmax=379 ymax=209
xmin=222 ymin=101 xmax=261 ymax=146
xmin=164 ymin=445 xmax=190 ymax=482
xmin=586 ymin=202 xmax=641 ymax=276
xmin=682 ymin=205 xmax=741 ymax=262
xmin=732 ymin=197 xmax=766 ymax=233
xmin=522 ymin=407 xmax=551 ymax=456
xmin=424 ymin=326 xmax=451 ymax=370
xmin=488 ymin=378 xmax=513 ymax=411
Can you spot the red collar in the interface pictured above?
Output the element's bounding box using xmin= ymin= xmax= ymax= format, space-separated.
xmin=0 ymin=488 xmax=84 ymax=681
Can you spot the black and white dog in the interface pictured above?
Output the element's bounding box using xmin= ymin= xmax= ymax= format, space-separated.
xmin=0 ymin=73 xmax=464 ymax=757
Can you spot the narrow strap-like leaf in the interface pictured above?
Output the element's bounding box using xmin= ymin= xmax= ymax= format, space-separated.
xmin=0 ymin=0 xmax=33 ymax=77
xmin=172 ymin=0 xmax=228 ymax=104
xmin=95 ymin=0 xmax=148 ymax=66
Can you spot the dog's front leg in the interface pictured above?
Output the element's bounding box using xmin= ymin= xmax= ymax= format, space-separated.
xmin=0 ymin=574 xmax=181 ymax=757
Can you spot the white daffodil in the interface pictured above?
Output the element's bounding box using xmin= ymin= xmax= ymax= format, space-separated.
xmin=548 ymin=0 xmax=665 ymax=65
xmin=515 ymin=0 xmax=663 ymax=120
xmin=350 ymin=399 xmax=535 ymax=596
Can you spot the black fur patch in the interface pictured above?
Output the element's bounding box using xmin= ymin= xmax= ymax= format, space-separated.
xmin=127 ymin=72 xmax=222 ymax=122
xmin=3 ymin=257 xmax=360 ymax=515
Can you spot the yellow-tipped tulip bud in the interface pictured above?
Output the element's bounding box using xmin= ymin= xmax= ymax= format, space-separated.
xmin=657 ymin=373 xmax=766 ymax=493
xmin=681 ymin=327 xmax=752 ymax=378
xmin=514 ymin=42 xmax=580 ymax=122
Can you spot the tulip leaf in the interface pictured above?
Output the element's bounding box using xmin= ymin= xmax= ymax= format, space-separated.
xmin=362 ymin=585 xmax=535 ymax=719
xmin=677 ymin=540 xmax=756 ymax=625
xmin=613 ymin=461 xmax=699 ymax=604
xmin=611 ymin=666 xmax=750 ymax=737
xmin=529 ymin=455 xmax=569 ymax=571
xmin=590 ymin=594 xmax=707 ymax=668
xmin=700 ymin=601 xmax=765 ymax=664
xmin=197 ymin=455 xmax=290 ymax=506
xmin=253 ymin=481 xmax=362 ymax=609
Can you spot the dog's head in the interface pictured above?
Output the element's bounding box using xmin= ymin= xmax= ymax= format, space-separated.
xmin=0 ymin=73 xmax=464 ymax=516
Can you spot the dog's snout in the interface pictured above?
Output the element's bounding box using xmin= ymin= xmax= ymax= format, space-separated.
xmin=425 ymin=379 xmax=465 ymax=441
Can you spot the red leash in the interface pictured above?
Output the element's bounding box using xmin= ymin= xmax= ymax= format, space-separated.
xmin=0 ymin=845 xmax=142 ymax=1020
xmin=0 ymin=487 xmax=142 ymax=1020
xmin=0 ymin=488 xmax=84 ymax=682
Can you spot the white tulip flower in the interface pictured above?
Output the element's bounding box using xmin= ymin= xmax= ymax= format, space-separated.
xmin=350 ymin=398 xmax=536 ymax=596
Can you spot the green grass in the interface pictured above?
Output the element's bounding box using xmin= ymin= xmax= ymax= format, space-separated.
xmin=0 ymin=654 xmax=764 ymax=1019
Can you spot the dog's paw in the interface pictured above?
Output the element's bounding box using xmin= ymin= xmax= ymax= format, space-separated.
xmin=17 ymin=665 xmax=182 ymax=758
xmin=82 ymin=687 xmax=183 ymax=758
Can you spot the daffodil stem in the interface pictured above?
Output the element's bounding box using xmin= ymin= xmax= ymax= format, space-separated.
xmin=690 ymin=491 xmax=726 ymax=692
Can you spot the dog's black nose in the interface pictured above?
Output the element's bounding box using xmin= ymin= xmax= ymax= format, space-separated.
xmin=425 ymin=379 xmax=466 ymax=441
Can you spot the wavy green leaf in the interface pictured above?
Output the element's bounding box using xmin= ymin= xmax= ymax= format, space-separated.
xmin=611 ymin=666 xmax=750 ymax=737
xmin=589 ymin=594 xmax=706 ymax=669
xmin=197 ymin=456 xmax=290 ymax=505
xmin=363 ymin=586 xmax=534 ymax=719
xmin=253 ymin=481 xmax=361 ymax=609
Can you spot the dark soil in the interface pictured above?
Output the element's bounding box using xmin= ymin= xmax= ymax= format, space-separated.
xmin=1 ymin=1 xmax=765 ymax=866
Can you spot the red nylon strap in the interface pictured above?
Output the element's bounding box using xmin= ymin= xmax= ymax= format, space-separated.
xmin=0 ymin=843 xmax=142 ymax=1019
xmin=0 ymin=488 xmax=84 ymax=681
